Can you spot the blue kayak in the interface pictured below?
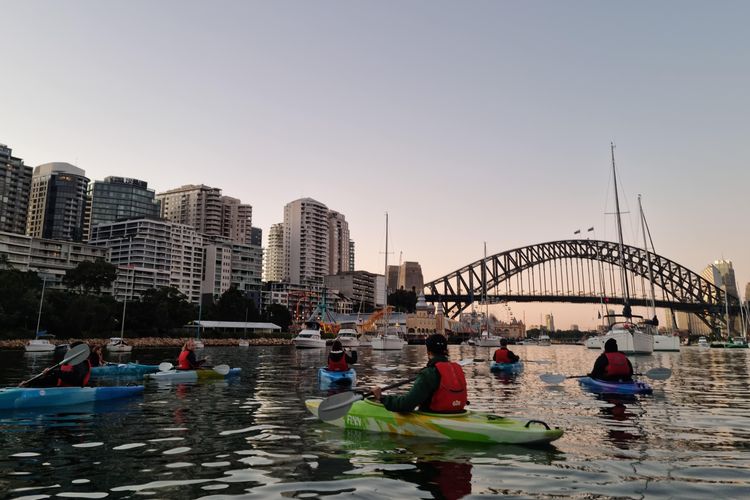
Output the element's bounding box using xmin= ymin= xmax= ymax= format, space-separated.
xmin=318 ymin=368 xmax=356 ymax=388
xmin=90 ymin=363 xmax=161 ymax=378
xmin=578 ymin=377 xmax=653 ymax=395
xmin=490 ymin=361 xmax=524 ymax=374
xmin=0 ymin=386 xmax=145 ymax=411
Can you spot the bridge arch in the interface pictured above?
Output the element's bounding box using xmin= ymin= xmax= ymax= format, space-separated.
xmin=423 ymin=239 xmax=737 ymax=331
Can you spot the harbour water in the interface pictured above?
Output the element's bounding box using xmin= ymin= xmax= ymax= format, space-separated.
xmin=1 ymin=345 xmax=749 ymax=499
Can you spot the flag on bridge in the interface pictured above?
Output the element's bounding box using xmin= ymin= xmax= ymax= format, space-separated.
xmin=597 ymin=311 xmax=601 ymax=319
xmin=587 ymin=227 xmax=594 ymax=232
xmin=573 ymin=229 xmax=581 ymax=234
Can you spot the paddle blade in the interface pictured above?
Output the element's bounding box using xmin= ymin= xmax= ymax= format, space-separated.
xmin=212 ymin=364 xmax=230 ymax=376
xmin=159 ymin=362 xmax=174 ymax=372
xmin=318 ymin=391 xmax=363 ymax=422
xmin=539 ymin=373 xmax=567 ymax=385
xmin=63 ymin=343 xmax=90 ymax=366
xmin=644 ymin=367 xmax=672 ymax=380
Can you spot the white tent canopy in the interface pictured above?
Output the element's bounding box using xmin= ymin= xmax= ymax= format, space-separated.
xmin=192 ymin=321 xmax=281 ymax=333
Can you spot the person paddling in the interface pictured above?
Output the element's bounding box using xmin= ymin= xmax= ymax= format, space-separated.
xmin=177 ymin=339 xmax=206 ymax=370
xmin=22 ymin=340 xmax=92 ymax=387
xmin=88 ymin=344 xmax=105 ymax=367
xmin=327 ymin=340 xmax=357 ymax=371
xmin=589 ymin=338 xmax=634 ymax=382
xmin=371 ymin=333 xmax=467 ymax=414
xmin=492 ymin=339 xmax=520 ymax=364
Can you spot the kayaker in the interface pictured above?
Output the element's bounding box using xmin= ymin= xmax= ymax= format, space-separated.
xmin=177 ymin=339 xmax=206 ymax=370
xmin=371 ymin=333 xmax=467 ymax=414
xmin=589 ymin=338 xmax=634 ymax=382
xmin=23 ymin=340 xmax=92 ymax=387
xmin=492 ymin=339 xmax=520 ymax=364
xmin=327 ymin=340 xmax=357 ymax=371
xmin=88 ymin=344 xmax=105 ymax=367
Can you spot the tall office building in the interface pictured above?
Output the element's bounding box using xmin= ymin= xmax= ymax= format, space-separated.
xmin=328 ymin=211 xmax=350 ymax=276
xmin=712 ymin=260 xmax=739 ymax=298
xmin=27 ymin=162 xmax=89 ymax=241
xmin=545 ymin=313 xmax=556 ymax=333
xmin=283 ymin=198 xmax=329 ymax=286
xmin=250 ymin=227 xmax=262 ymax=247
xmin=263 ymin=223 xmax=284 ymax=282
xmin=156 ymin=185 xmax=252 ymax=244
xmin=398 ymin=261 xmax=424 ymax=291
xmin=0 ymin=144 xmax=32 ymax=234
xmin=84 ymin=177 xmax=160 ymax=240
xmin=387 ymin=265 xmax=400 ymax=292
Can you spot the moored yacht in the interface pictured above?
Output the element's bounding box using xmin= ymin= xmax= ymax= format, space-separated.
xmin=335 ymin=324 xmax=360 ymax=348
xmin=475 ymin=331 xmax=502 ymax=347
xmin=697 ymin=336 xmax=709 ymax=348
xmin=538 ymin=334 xmax=551 ymax=346
xmin=292 ymin=321 xmax=326 ymax=349
xmin=372 ymin=326 xmax=406 ymax=350
xmin=25 ymin=334 xmax=56 ymax=353
xmin=584 ymin=336 xmax=603 ymax=349
xmin=602 ymin=318 xmax=653 ymax=354
xmin=106 ymin=337 xmax=133 ymax=353
xmin=652 ymin=333 xmax=681 ymax=351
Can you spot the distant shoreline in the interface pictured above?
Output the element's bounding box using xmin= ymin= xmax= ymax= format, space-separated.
xmin=0 ymin=337 xmax=294 ymax=349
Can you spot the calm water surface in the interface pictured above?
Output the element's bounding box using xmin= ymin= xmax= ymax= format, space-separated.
xmin=1 ymin=344 xmax=749 ymax=499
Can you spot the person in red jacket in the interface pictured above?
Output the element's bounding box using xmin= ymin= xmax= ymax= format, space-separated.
xmin=177 ymin=339 xmax=206 ymax=370
xmin=327 ymin=340 xmax=357 ymax=371
xmin=492 ymin=339 xmax=520 ymax=364
xmin=372 ymin=333 xmax=468 ymax=414
xmin=24 ymin=340 xmax=92 ymax=387
xmin=590 ymin=338 xmax=634 ymax=382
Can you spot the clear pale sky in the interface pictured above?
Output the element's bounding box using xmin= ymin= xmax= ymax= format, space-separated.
xmin=2 ymin=1 xmax=748 ymax=329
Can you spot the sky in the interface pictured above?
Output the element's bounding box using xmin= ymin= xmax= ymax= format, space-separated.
xmin=2 ymin=1 xmax=749 ymax=329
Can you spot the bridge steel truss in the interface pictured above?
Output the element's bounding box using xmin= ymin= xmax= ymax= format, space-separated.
xmin=424 ymin=240 xmax=739 ymax=330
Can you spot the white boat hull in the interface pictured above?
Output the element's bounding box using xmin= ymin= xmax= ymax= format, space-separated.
xmin=238 ymin=340 xmax=250 ymax=347
xmin=24 ymin=340 xmax=56 ymax=352
xmin=106 ymin=344 xmax=133 ymax=353
xmin=585 ymin=337 xmax=603 ymax=349
xmin=653 ymin=334 xmax=681 ymax=351
xmin=603 ymin=330 xmax=653 ymax=354
xmin=293 ymin=338 xmax=326 ymax=349
xmin=335 ymin=330 xmax=360 ymax=348
xmin=371 ymin=335 xmax=405 ymax=350
xmin=475 ymin=335 xmax=502 ymax=347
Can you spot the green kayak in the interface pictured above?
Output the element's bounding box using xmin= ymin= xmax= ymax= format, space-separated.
xmin=305 ymin=398 xmax=563 ymax=445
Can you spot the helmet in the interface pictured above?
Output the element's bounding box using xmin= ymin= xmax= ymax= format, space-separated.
xmin=425 ymin=334 xmax=448 ymax=355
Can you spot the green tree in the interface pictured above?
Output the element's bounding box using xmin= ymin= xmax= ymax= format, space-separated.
xmin=0 ymin=269 xmax=42 ymax=335
xmin=63 ymin=260 xmax=117 ymax=294
xmin=209 ymin=286 xmax=259 ymax=322
xmin=264 ymin=303 xmax=292 ymax=332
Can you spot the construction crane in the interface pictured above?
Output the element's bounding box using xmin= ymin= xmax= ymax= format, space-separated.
xmin=359 ymin=306 xmax=394 ymax=333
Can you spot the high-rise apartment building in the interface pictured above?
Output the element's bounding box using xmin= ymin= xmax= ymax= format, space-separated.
xmin=250 ymin=227 xmax=262 ymax=247
xmin=90 ymin=218 xmax=204 ymax=303
xmin=283 ymin=198 xmax=329 ymax=286
xmin=348 ymin=240 xmax=355 ymax=272
xmin=84 ymin=177 xmax=160 ymax=241
xmin=156 ymin=185 xmax=252 ymax=244
xmin=328 ymin=211 xmax=350 ymax=276
xmin=27 ymin=162 xmax=89 ymax=241
xmin=324 ymin=270 xmax=380 ymax=311
xmin=263 ymin=223 xmax=284 ymax=282
xmin=203 ymin=236 xmax=263 ymax=298
xmin=0 ymin=144 xmax=32 ymax=235
xmin=398 ymin=261 xmax=424 ymax=291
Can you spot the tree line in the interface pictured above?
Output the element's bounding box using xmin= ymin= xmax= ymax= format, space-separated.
xmin=0 ymin=258 xmax=292 ymax=339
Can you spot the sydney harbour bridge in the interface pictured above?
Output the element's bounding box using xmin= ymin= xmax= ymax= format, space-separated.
xmin=423 ymin=239 xmax=741 ymax=332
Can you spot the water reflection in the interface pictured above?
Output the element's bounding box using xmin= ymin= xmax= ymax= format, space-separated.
xmin=1 ymin=345 xmax=750 ymax=498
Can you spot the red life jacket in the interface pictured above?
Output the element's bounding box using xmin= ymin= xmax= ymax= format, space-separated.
xmin=178 ymin=350 xmax=192 ymax=370
xmin=327 ymin=354 xmax=349 ymax=372
xmin=604 ymin=352 xmax=631 ymax=377
xmin=493 ymin=348 xmax=513 ymax=363
xmin=428 ymin=362 xmax=468 ymax=413
xmin=58 ymin=361 xmax=91 ymax=387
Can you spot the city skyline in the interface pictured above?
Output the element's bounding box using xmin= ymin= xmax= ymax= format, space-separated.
xmin=2 ymin=1 xmax=749 ymax=329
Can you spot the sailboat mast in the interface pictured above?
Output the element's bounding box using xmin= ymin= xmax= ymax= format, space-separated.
xmin=611 ymin=143 xmax=631 ymax=314
xmin=383 ymin=212 xmax=388 ymax=337
xmin=638 ymin=195 xmax=657 ymax=318
xmin=484 ymin=242 xmax=488 ymax=332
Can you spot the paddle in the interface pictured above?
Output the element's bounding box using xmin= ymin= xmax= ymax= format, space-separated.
xmin=212 ymin=364 xmax=230 ymax=376
xmin=19 ymin=343 xmax=90 ymax=387
xmin=318 ymin=358 xmax=477 ymax=422
xmin=539 ymin=367 xmax=673 ymax=385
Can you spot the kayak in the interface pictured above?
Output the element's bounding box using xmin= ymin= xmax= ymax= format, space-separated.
xmin=490 ymin=361 xmax=524 ymax=374
xmin=318 ymin=368 xmax=356 ymax=388
xmin=578 ymin=377 xmax=653 ymax=395
xmin=305 ymin=398 xmax=563 ymax=445
xmin=146 ymin=368 xmax=241 ymax=382
xmin=90 ymin=363 xmax=161 ymax=378
xmin=0 ymin=386 xmax=144 ymax=411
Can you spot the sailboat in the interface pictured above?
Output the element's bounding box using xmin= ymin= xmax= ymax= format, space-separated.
xmin=475 ymin=242 xmax=502 ymax=348
xmin=637 ymin=195 xmax=679 ymax=351
xmin=372 ymin=213 xmax=406 ymax=351
xmin=108 ymin=276 xmax=133 ymax=352
xmin=600 ymin=144 xmax=654 ymax=355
